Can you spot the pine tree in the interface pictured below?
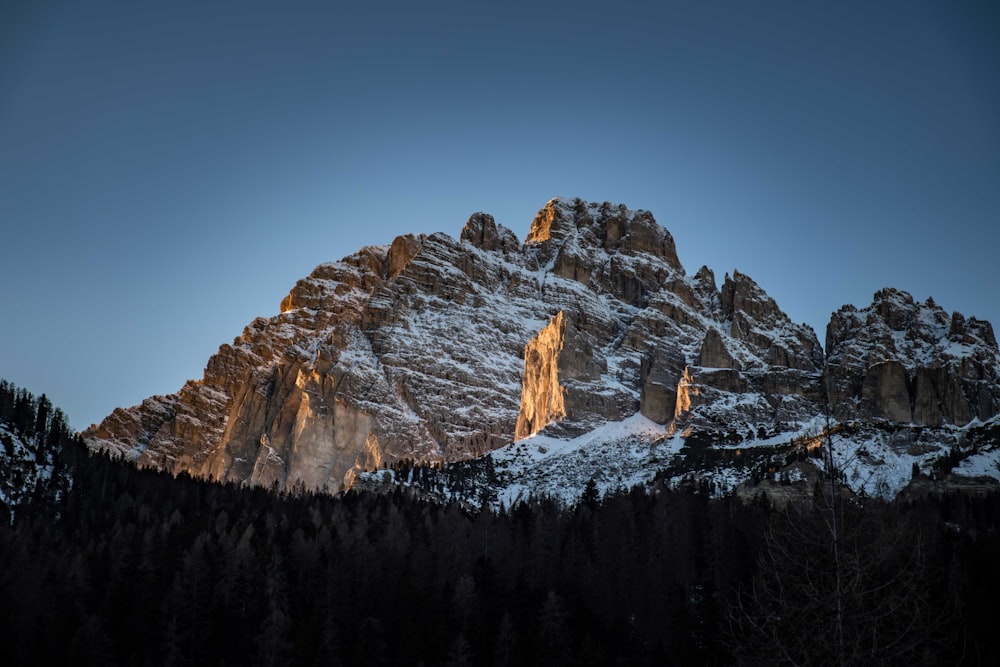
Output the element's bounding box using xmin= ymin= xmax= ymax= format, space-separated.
xmin=581 ymin=477 xmax=600 ymax=508
xmin=33 ymin=394 xmax=51 ymax=446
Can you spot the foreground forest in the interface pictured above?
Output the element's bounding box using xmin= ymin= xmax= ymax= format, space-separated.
xmin=2 ymin=383 xmax=1000 ymax=666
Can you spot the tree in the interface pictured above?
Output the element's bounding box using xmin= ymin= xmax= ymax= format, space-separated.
xmin=443 ymin=633 xmax=472 ymax=667
xmin=538 ymin=590 xmax=571 ymax=666
xmin=12 ymin=390 xmax=35 ymax=438
xmin=256 ymin=550 xmax=292 ymax=667
xmin=492 ymin=611 xmax=515 ymax=667
xmin=729 ymin=420 xmax=955 ymax=665
xmin=581 ymin=477 xmax=600 ymax=509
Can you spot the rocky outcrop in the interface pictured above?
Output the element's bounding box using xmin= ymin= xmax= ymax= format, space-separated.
xmin=515 ymin=312 xmax=567 ymax=439
xmin=460 ymin=212 xmax=519 ymax=254
xmin=721 ymin=271 xmax=824 ymax=373
xmin=825 ymin=288 xmax=1000 ymax=425
xmin=85 ymin=198 xmax=999 ymax=494
xmin=699 ymin=328 xmax=738 ymax=370
xmin=861 ymin=361 xmax=912 ymax=422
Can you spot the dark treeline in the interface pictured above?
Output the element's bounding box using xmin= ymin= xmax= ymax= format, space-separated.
xmin=1 ymin=383 xmax=1000 ymax=665
xmin=0 ymin=379 xmax=73 ymax=457
xmin=0 ymin=380 xmax=75 ymax=513
xmin=2 ymin=441 xmax=765 ymax=666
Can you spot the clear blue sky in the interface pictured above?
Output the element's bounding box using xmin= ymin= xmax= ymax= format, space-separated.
xmin=2 ymin=0 xmax=998 ymax=430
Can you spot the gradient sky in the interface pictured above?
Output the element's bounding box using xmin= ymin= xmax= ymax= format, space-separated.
xmin=2 ymin=0 xmax=998 ymax=430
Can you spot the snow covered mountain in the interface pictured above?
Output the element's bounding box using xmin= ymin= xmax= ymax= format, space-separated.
xmin=85 ymin=198 xmax=1000 ymax=501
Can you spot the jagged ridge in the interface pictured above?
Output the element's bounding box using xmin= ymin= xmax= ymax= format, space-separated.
xmin=85 ymin=198 xmax=1000 ymax=497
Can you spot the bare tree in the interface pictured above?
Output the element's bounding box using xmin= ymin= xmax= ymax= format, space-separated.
xmin=728 ymin=418 xmax=954 ymax=666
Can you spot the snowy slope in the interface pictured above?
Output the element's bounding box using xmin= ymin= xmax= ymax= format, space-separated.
xmin=0 ymin=422 xmax=65 ymax=517
xmin=357 ymin=412 xmax=1000 ymax=508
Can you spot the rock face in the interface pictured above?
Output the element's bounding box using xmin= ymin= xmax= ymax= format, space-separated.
xmin=825 ymin=288 xmax=1000 ymax=426
xmin=85 ymin=198 xmax=1000 ymax=493
xmin=515 ymin=312 xmax=567 ymax=440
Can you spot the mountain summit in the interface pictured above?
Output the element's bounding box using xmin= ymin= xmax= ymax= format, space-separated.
xmin=85 ymin=198 xmax=1000 ymax=496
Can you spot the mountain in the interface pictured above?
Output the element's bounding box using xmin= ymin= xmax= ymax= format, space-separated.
xmin=85 ymin=198 xmax=1000 ymax=500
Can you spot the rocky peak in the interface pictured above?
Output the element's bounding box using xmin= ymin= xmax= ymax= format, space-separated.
xmin=826 ymin=288 xmax=997 ymax=371
xmin=949 ymin=311 xmax=998 ymax=349
xmin=720 ymin=270 xmax=787 ymax=325
xmin=525 ymin=197 xmax=682 ymax=272
xmin=524 ymin=198 xmax=569 ymax=244
xmin=460 ymin=212 xmax=519 ymax=254
xmin=88 ymin=197 xmax=821 ymax=492
xmin=692 ymin=266 xmax=719 ymax=309
xmin=84 ymin=197 xmax=998 ymax=499
xmin=971 ymin=317 xmax=997 ymax=348
xmin=871 ymin=287 xmax=916 ymax=331
xmin=715 ymin=271 xmax=824 ymax=373
xmin=386 ymin=233 xmax=425 ymax=279
xmin=825 ymin=304 xmax=859 ymax=352
xmin=825 ymin=287 xmax=1000 ymax=426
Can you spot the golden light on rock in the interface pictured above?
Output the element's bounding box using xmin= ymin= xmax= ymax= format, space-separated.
xmin=674 ymin=366 xmax=699 ymax=419
xmin=515 ymin=311 xmax=567 ymax=440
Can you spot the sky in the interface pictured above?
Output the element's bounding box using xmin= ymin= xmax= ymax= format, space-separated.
xmin=1 ymin=0 xmax=998 ymax=431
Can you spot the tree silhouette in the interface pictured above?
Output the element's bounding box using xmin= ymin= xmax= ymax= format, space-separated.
xmin=729 ymin=420 xmax=956 ymax=665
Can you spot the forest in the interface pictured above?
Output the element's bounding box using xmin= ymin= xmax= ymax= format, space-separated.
xmin=2 ymin=380 xmax=1000 ymax=666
